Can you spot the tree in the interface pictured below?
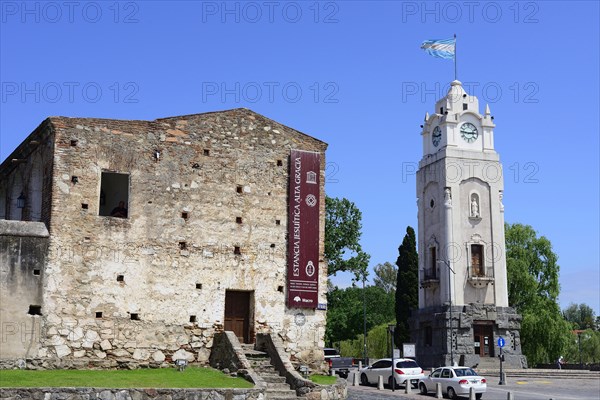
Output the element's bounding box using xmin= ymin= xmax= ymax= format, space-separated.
xmin=395 ymin=226 xmax=419 ymax=347
xmin=505 ymin=223 xmax=571 ymax=366
xmin=373 ymin=262 xmax=397 ymax=294
xmin=563 ymin=303 xmax=597 ymax=330
xmin=325 ymin=285 xmax=395 ymax=345
xmin=325 ymin=196 xmax=370 ymax=279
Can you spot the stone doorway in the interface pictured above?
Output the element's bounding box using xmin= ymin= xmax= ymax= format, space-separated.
xmin=473 ymin=322 xmax=495 ymax=357
xmin=224 ymin=290 xmax=254 ymax=343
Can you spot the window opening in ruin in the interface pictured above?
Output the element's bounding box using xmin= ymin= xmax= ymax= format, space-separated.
xmin=277 ymin=160 xmax=283 ymax=166
xmin=236 ymin=217 xmax=242 ymax=224
xmin=96 ymin=312 xmax=103 ymax=318
xmin=471 ymin=244 xmax=484 ymax=276
xmin=28 ymin=305 xmax=42 ymax=315
xmin=236 ymin=185 xmax=243 ymax=194
xmin=203 ymin=149 xmax=210 ymax=156
xmin=82 ymin=203 xmax=88 ymax=209
xmin=33 ymin=269 xmax=41 ymax=276
xmin=196 ymin=283 xmax=202 ymax=289
xmin=234 ymin=246 xmax=241 ymax=255
xmin=70 ymin=140 xmax=78 ymax=146
xmin=117 ymin=275 xmax=124 ymax=282
xmin=189 ymin=315 xmax=197 ymax=323
xmin=99 ymin=172 xmax=130 ymax=218
xmin=275 ymin=219 xmax=281 ymax=225
xmin=179 ymin=242 xmax=187 ymax=250
xmin=130 ymin=313 xmax=140 ymax=320
xmin=182 ymin=212 xmax=189 ymax=220
xmin=277 ymin=286 xmax=284 ymax=292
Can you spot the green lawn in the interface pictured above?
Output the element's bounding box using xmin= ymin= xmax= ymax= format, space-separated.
xmin=0 ymin=367 xmax=254 ymax=388
xmin=309 ymin=375 xmax=337 ymax=385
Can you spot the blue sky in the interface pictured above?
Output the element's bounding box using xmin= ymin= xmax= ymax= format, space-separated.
xmin=1 ymin=1 xmax=598 ymax=314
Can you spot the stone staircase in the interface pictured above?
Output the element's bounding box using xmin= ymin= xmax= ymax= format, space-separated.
xmin=241 ymin=344 xmax=298 ymax=399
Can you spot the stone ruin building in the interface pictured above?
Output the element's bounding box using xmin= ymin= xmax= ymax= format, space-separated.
xmin=0 ymin=108 xmax=328 ymax=370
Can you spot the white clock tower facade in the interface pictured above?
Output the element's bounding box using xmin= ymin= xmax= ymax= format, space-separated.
xmin=413 ymin=80 xmax=526 ymax=368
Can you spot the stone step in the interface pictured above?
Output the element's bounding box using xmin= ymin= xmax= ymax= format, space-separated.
xmin=262 ymin=374 xmax=287 ymax=383
xmin=266 ymin=382 xmax=293 ymax=390
xmin=266 ymin=389 xmax=298 ymax=399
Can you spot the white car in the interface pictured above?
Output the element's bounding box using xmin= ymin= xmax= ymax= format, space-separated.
xmin=359 ymin=358 xmax=424 ymax=388
xmin=419 ymin=366 xmax=487 ymax=399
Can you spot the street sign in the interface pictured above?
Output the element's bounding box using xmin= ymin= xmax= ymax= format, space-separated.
xmin=498 ymin=337 xmax=505 ymax=348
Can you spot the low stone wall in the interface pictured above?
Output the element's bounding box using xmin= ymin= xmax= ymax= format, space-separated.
xmin=0 ymin=388 xmax=265 ymax=399
xmin=209 ymin=332 xmax=265 ymax=388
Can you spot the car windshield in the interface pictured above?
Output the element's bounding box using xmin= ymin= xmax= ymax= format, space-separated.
xmin=454 ymin=368 xmax=478 ymax=377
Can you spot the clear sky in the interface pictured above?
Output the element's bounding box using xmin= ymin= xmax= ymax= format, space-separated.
xmin=1 ymin=1 xmax=598 ymax=314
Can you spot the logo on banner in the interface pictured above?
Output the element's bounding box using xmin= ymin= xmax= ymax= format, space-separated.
xmin=306 ymin=171 xmax=317 ymax=184
xmin=305 ymin=194 xmax=317 ymax=207
xmin=306 ymin=261 xmax=315 ymax=277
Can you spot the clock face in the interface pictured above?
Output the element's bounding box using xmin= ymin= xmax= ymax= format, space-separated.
xmin=432 ymin=126 xmax=442 ymax=147
xmin=460 ymin=122 xmax=479 ymax=143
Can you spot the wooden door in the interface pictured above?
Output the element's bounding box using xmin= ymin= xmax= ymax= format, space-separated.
xmin=473 ymin=323 xmax=494 ymax=357
xmin=224 ymin=291 xmax=251 ymax=343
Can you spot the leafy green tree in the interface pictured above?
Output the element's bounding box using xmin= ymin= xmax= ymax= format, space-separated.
xmin=325 ymin=196 xmax=370 ymax=279
xmin=395 ymin=226 xmax=419 ymax=347
xmin=325 ymin=285 xmax=395 ymax=345
xmin=563 ymin=329 xmax=600 ymax=365
xmin=563 ymin=303 xmax=597 ymax=330
xmin=505 ymin=223 xmax=571 ymax=366
xmin=340 ymin=321 xmax=396 ymax=359
xmin=373 ymin=262 xmax=397 ymax=294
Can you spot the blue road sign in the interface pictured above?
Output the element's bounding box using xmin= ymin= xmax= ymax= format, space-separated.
xmin=498 ymin=337 xmax=505 ymax=348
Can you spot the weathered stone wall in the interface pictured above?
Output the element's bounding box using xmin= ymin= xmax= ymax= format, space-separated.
xmin=0 ymin=221 xmax=49 ymax=359
xmin=1 ymin=108 xmax=328 ymax=365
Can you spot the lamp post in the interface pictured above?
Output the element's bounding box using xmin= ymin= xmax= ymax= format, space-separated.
xmin=363 ymin=274 xmax=368 ymax=366
xmin=437 ymin=259 xmax=456 ymax=366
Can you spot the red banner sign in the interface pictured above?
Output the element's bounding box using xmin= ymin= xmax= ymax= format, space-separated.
xmin=287 ymin=149 xmax=320 ymax=309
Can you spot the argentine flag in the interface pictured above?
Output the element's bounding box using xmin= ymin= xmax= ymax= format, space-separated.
xmin=421 ymin=38 xmax=455 ymax=60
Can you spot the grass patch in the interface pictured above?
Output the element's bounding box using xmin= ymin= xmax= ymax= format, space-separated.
xmin=0 ymin=367 xmax=254 ymax=388
xmin=309 ymin=375 xmax=337 ymax=385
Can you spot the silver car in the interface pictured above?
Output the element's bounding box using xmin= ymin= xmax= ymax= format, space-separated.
xmin=419 ymin=366 xmax=486 ymax=399
xmin=359 ymin=358 xmax=424 ymax=388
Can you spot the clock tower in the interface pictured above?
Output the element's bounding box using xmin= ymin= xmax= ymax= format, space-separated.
xmin=413 ymin=80 xmax=526 ymax=368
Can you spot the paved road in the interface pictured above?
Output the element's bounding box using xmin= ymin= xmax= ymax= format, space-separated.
xmin=346 ymin=376 xmax=600 ymax=400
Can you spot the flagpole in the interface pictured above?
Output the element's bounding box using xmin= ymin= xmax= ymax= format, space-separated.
xmin=454 ymin=33 xmax=457 ymax=81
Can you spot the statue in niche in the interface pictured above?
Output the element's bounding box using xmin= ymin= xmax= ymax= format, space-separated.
xmin=444 ymin=188 xmax=452 ymax=206
xmin=499 ymin=191 xmax=505 ymax=212
xmin=470 ymin=195 xmax=480 ymax=218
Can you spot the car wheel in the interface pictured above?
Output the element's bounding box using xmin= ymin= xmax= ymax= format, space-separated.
xmin=388 ymin=376 xmax=396 ymax=389
xmin=447 ymin=387 xmax=458 ymax=400
xmin=419 ymin=382 xmax=428 ymax=395
xmin=360 ymin=373 xmax=369 ymax=386
xmin=475 ymin=394 xmax=483 ymax=400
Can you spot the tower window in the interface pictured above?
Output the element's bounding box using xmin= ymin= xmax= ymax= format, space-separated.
xmin=429 ymin=247 xmax=437 ymax=279
xmin=424 ymin=326 xmax=433 ymax=347
xmin=471 ymin=244 xmax=484 ymax=276
xmin=440 ymin=107 xmax=444 ymax=114
xmin=99 ymin=172 xmax=129 ymax=218
xmin=463 ymin=103 xmax=468 ymax=110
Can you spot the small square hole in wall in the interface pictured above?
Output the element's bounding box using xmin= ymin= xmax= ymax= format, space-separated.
xmin=130 ymin=313 xmax=140 ymax=321
xmin=270 ymin=243 xmax=275 ymax=248
xmin=82 ymin=203 xmax=88 ymax=209
xmin=179 ymin=242 xmax=187 ymax=250
xmin=203 ymin=149 xmax=210 ymax=156
xmin=189 ymin=315 xmax=197 ymax=323
xmin=277 ymin=159 xmax=283 ymax=166
xmin=236 ymin=185 xmax=243 ymax=194
xmin=234 ymin=246 xmax=241 ymax=255
xmin=196 ymin=283 xmax=202 ymax=289
xmin=95 ymin=311 xmax=103 ymax=319
xmin=236 ymin=217 xmax=242 ymax=224
xmin=182 ymin=212 xmax=189 ymax=220
xmin=70 ymin=140 xmax=78 ymax=147
xmin=28 ymin=305 xmax=42 ymax=315
xmin=277 ymin=286 xmax=284 ymax=292
xmin=117 ymin=275 xmax=124 ymax=282
xmin=275 ymin=219 xmax=281 ymax=225
xmin=33 ymin=269 xmax=41 ymax=276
